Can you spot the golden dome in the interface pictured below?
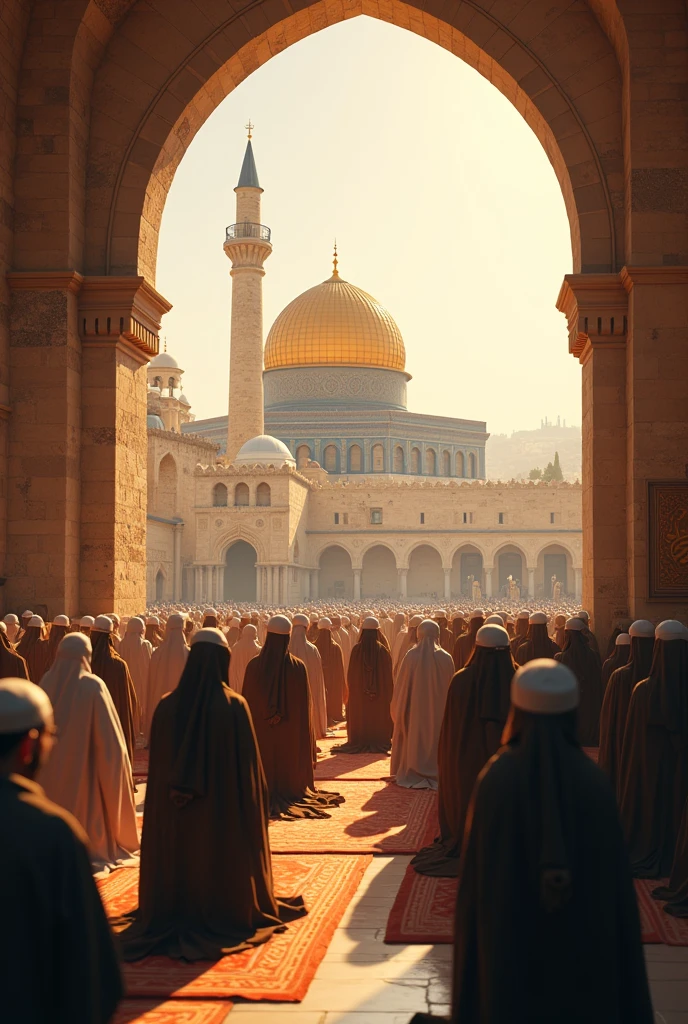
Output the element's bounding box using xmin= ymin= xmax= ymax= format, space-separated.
xmin=264 ymin=264 xmax=406 ymax=372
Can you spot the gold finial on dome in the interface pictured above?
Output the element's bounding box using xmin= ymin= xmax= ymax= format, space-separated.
xmin=332 ymin=240 xmax=339 ymax=280
xmin=245 ymin=119 xmax=254 ymax=140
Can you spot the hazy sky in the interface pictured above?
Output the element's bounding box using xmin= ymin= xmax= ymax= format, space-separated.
xmin=157 ymin=16 xmax=578 ymax=437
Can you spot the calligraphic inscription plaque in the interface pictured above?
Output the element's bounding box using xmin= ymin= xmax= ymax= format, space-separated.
xmin=648 ymin=481 xmax=688 ymax=599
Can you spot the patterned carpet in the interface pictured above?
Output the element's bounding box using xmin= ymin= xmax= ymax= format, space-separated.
xmin=113 ymin=1001 xmax=231 ymax=1023
xmin=314 ymin=745 xmax=392 ymax=781
xmin=268 ymin=780 xmax=438 ymax=854
xmin=385 ymin=862 xmax=688 ymax=946
xmin=99 ymin=854 xmax=370 ymax=1001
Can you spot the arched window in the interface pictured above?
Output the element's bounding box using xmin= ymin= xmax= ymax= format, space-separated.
xmin=296 ymin=444 xmax=311 ymax=468
xmin=393 ymin=445 xmax=404 ymax=473
xmin=324 ymin=444 xmax=338 ymax=472
xmin=410 ymin=447 xmax=421 ymax=474
xmin=256 ymin=482 xmax=271 ymax=506
xmin=212 ymin=482 xmax=228 ymax=507
xmin=234 ymin=482 xmax=249 ymax=506
xmin=155 ymin=569 xmax=164 ymax=601
xmin=153 ymin=375 xmax=163 ymax=389
xmin=468 ymin=452 xmax=477 ymax=478
xmin=372 ymin=443 xmax=384 ymax=472
xmin=349 ymin=444 xmax=362 ymax=472
xmin=425 ymin=448 xmax=436 ymax=475
xmin=167 ymin=376 xmax=176 ymax=395
xmin=157 ymin=453 xmax=177 ymax=517
xmin=456 ymin=451 xmax=465 ymax=477
xmin=442 ymin=450 xmax=451 ymax=476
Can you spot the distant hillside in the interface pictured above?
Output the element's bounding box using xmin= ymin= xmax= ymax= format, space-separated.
xmin=486 ymin=421 xmax=581 ymax=482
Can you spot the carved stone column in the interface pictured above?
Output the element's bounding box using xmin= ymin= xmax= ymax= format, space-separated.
xmin=443 ymin=568 xmax=451 ymax=600
xmin=353 ymin=568 xmax=361 ymax=601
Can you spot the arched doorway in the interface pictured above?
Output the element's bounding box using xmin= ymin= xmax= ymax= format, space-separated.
xmin=451 ymin=546 xmax=484 ymax=598
xmin=318 ymin=545 xmax=353 ymax=599
xmin=407 ymin=544 xmax=443 ymax=598
xmin=497 ymin=548 xmax=525 ymax=597
xmin=155 ymin=569 xmax=164 ymax=601
xmin=537 ymin=544 xmax=572 ymax=598
xmin=157 ymin=454 xmax=177 ymax=517
xmin=224 ymin=541 xmax=257 ymax=601
xmin=361 ymin=545 xmax=397 ymax=598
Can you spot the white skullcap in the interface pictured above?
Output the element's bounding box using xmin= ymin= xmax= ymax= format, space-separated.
xmin=615 ymin=633 xmax=631 ymax=646
xmin=565 ymin=617 xmax=585 ymax=631
xmin=242 ymin=623 xmax=258 ymax=638
xmin=22 ymin=610 xmax=33 ymax=618
xmin=203 ymin=607 xmax=217 ymax=616
xmin=655 ymin=620 xmax=688 ymax=642
xmin=59 ymin=633 xmax=92 ymax=658
xmin=80 ymin=616 xmax=95 ymax=627
xmin=191 ymin=627 xmax=228 ymax=647
xmin=268 ymin=614 xmax=291 ymax=635
xmin=52 ymin=615 xmax=70 ymax=627
xmin=418 ymin=619 xmax=440 ymax=639
xmin=362 ymin=616 xmax=380 ymax=630
xmin=0 ymin=679 xmax=53 ymax=735
xmin=476 ymin=624 xmax=511 ymax=648
xmin=529 ymin=612 xmax=548 ymax=625
xmin=517 ymin=610 xmax=531 ymax=620
xmin=28 ymin=616 xmax=44 ymax=628
xmin=577 ymin=610 xmax=590 ymax=623
xmin=92 ymin=615 xmax=113 ymax=632
xmin=309 ymin=612 xmax=318 ymax=621
xmin=229 ymin=617 xmax=240 ymax=628
xmin=470 ymin=608 xmax=485 ymax=620
xmin=167 ymin=613 xmax=186 ymax=628
xmin=318 ymin=617 xmax=332 ymax=629
xmin=511 ymin=659 xmax=579 ymax=714
xmin=110 ymin=613 xmax=120 ymax=624
xmin=629 ymin=619 xmax=655 ymax=638
xmin=485 ymin=614 xmax=504 ymax=625
xmin=435 ymin=609 xmax=447 ymax=618
xmin=453 ymin=610 xmax=466 ymax=619
xmin=409 ymin=614 xmax=424 ymax=627
xmin=3 ymin=614 xmax=18 ymax=626
xmin=146 ymin=616 xmax=160 ymax=625
xmin=293 ymin=614 xmax=309 ymax=627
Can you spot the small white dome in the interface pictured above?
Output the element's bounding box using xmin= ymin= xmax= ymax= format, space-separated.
xmin=149 ymin=352 xmax=180 ymax=369
xmin=234 ymin=434 xmax=295 ymax=466
xmin=147 ymin=413 xmax=165 ymax=430
xmin=178 ymin=393 xmax=191 ymax=407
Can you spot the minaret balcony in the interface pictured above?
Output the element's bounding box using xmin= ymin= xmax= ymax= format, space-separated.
xmin=226 ymin=222 xmax=271 ymax=242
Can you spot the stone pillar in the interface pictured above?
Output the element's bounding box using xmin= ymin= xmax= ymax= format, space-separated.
xmin=311 ymin=570 xmax=319 ymax=599
xmin=255 ymin=565 xmax=262 ymax=602
xmin=443 ymin=568 xmax=451 ymax=600
xmin=527 ymin=568 xmax=536 ymax=600
xmin=485 ymin=568 xmax=493 ymax=599
xmin=173 ymin=524 xmax=182 ymax=601
xmin=398 ymin=568 xmax=408 ymax=599
xmin=303 ymin=570 xmax=310 ymax=600
xmin=574 ymin=568 xmax=583 ymax=602
xmin=266 ymin=565 xmax=273 ymax=605
xmin=194 ymin=566 xmax=201 ymax=603
xmin=558 ymin=275 xmax=629 ymax=643
xmin=353 ymin=568 xmax=361 ymax=601
xmin=217 ymin=565 xmax=225 ymax=602
xmin=224 ymin=140 xmax=272 ymax=460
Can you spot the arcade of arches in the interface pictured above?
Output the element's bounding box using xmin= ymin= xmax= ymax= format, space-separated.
xmin=1 ymin=2 xmax=687 ymax=641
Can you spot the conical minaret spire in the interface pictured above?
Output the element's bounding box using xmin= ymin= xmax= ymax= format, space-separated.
xmin=223 ymin=124 xmax=272 ymax=460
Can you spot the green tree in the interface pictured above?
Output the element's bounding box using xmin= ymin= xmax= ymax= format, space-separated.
xmin=528 ymin=467 xmax=542 ymax=480
xmin=542 ymin=451 xmax=564 ymax=482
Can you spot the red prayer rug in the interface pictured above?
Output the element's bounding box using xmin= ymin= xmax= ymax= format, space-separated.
xmin=314 ymin=747 xmax=392 ymax=782
xmin=113 ymin=1000 xmax=231 ymax=1023
xmin=133 ymin=746 xmax=149 ymax=779
xmin=385 ymin=863 xmax=688 ymax=945
xmin=99 ymin=854 xmax=370 ymax=1001
xmin=268 ymin=780 xmax=438 ymax=854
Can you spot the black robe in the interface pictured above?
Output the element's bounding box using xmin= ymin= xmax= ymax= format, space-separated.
xmin=598 ymin=635 xmax=655 ymax=797
xmin=335 ymin=629 xmax=393 ymax=753
xmin=601 ymin=642 xmax=631 ymax=690
xmin=118 ymin=640 xmax=306 ymax=959
xmin=410 ymin=709 xmax=653 ymax=1024
xmin=653 ymin=793 xmax=688 ymax=915
xmin=515 ymin=624 xmax=560 ymax=665
xmin=617 ymin=637 xmax=688 ymax=877
xmin=555 ymin=630 xmax=603 ymax=745
xmin=0 ymin=774 xmax=122 ymax=1022
xmin=411 ymin=646 xmax=514 ymax=877
xmin=452 ymin=617 xmax=484 ymax=671
xmin=314 ymin=629 xmax=347 ymax=724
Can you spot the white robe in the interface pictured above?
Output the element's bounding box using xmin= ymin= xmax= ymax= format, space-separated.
xmin=229 ymin=624 xmax=261 ymax=694
xmin=391 ymin=634 xmax=454 ymax=789
xmin=289 ymin=624 xmax=328 ymax=739
xmin=40 ymin=648 xmax=140 ymax=875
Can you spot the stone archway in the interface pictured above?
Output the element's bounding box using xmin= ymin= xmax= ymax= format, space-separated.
xmin=318 ymin=545 xmax=354 ymax=600
xmin=361 ymin=545 xmax=397 ymax=598
xmin=224 ymin=540 xmax=257 ymax=602
xmin=407 ymin=544 xmax=443 ymax=599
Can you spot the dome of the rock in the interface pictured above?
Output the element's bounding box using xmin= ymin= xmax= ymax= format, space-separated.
xmin=264 ymin=269 xmax=405 ymax=372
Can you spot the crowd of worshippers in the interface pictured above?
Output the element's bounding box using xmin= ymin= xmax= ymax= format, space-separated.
xmin=2 ymin=600 xmax=687 ymax=1023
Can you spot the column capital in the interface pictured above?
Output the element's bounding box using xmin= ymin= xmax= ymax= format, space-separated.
xmin=556 ymin=273 xmax=627 ymax=362
xmin=78 ymin=276 xmax=172 ymax=359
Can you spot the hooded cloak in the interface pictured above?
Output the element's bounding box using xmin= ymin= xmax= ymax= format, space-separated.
xmin=335 ymin=624 xmax=393 ymax=754
xmin=412 ymin=628 xmax=515 ymax=877
xmin=91 ymin=628 xmax=139 ymax=766
xmin=453 ymin=614 xmax=485 ymax=671
xmin=118 ymin=617 xmax=152 ymax=736
xmin=393 ymin=616 xmax=421 ymax=678
xmin=242 ymin=628 xmax=344 ymax=820
xmin=391 ymin=620 xmax=454 ymax=788
xmin=45 ymin=620 xmax=70 ymax=672
xmin=229 ymin=623 xmax=261 ymax=694
xmin=289 ymin=619 xmax=328 ymax=739
xmin=601 ymin=636 xmax=631 ymax=690
xmin=509 ymin=615 xmax=529 ymax=658
xmin=314 ymin=624 xmax=347 ymax=725
xmin=0 ymin=627 xmax=28 ymax=679
xmin=145 ymin=614 xmax=189 ymax=743
xmin=515 ymin=622 xmax=560 ymax=665
xmin=618 ymin=629 xmax=688 ymax=877
xmin=40 ymin=634 xmax=140 ymax=875
xmin=118 ymin=632 xmax=306 ymax=960
xmin=554 ymin=624 xmax=603 ymax=745
xmin=598 ymin=631 xmax=655 ymax=797
xmin=16 ymin=621 xmax=50 ymax=683
xmin=435 ymin=614 xmax=454 ymax=654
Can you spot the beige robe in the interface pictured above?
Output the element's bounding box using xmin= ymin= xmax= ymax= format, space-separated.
xmin=118 ymin=620 xmax=152 ymax=735
xmin=145 ymin=620 xmax=189 ymax=742
xmin=289 ymin=624 xmax=328 ymax=739
xmin=391 ymin=631 xmax=454 ymax=789
xmin=229 ymin=624 xmax=261 ymax=694
xmin=40 ymin=648 xmax=139 ymax=875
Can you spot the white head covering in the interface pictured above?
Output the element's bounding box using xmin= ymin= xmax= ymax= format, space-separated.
xmin=511 ymin=659 xmax=579 ymax=714
xmin=125 ymin=616 xmax=145 ymax=634
xmin=485 ymin=614 xmax=504 ymax=625
xmin=470 ymin=608 xmax=485 ymax=620
xmin=292 ymin=613 xmax=309 ymax=627
xmin=28 ymin=615 xmax=44 ymax=628
xmin=22 ymin=610 xmax=33 ymax=620
xmin=0 ymin=679 xmax=53 ymax=734
xmin=362 ymin=616 xmax=380 ymax=630
xmin=418 ymin=619 xmax=440 ymax=641
xmin=655 ymin=620 xmax=688 ymax=642
xmin=517 ymin=610 xmax=531 ymax=620
xmin=529 ymin=612 xmax=548 ymax=625
xmin=435 ymin=609 xmax=447 ymax=618
xmin=203 ymin=607 xmax=217 ymax=616
xmin=409 ymin=614 xmax=424 ymax=627
xmin=267 ymin=614 xmax=291 ymax=635
xmin=615 ymin=633 xmax=631 ymax=646
xmin=577 ymin=610 xmax=590 ymax=623
xmin=476 ymin=624 xmax=511 ymax=648
xmin=80 ymin=615 xmax=95 ymax=628
xmin=629 ymin=619 xmax=655 ymax=638
xmin=229 ymin=623 xmax=261 ymax=695
xmin=3 ymin=614 xmax=18 ymax=625
xmin=52 ymin=614 xmax=70 ymax=627
xmin=565 ymin=617 xmax=585 ymax=631
xmin=191 ymin=627 xmax=228 ymax=647
xmin=318 ymin=617 xmax=332 ymax=630
xmin=92 ymin=615 xmax=112 ymax=633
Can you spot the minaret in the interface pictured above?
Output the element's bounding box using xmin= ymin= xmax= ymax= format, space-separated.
xmin=224 ymin=123 xmax=272 ymax=460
